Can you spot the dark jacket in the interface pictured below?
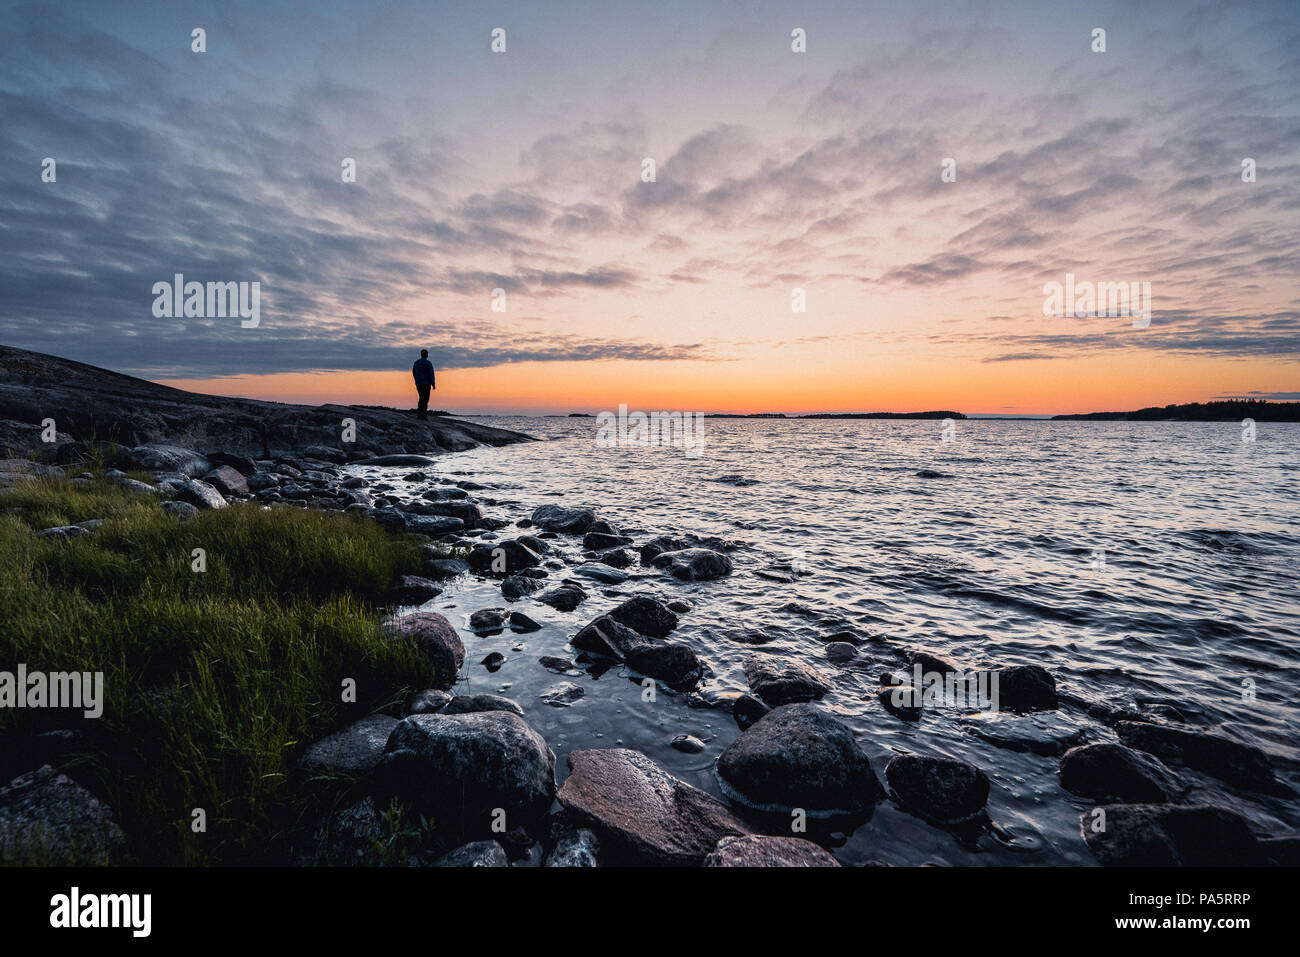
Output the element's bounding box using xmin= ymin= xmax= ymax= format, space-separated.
xmin=412 ymin=357 xmax=435 ymax=387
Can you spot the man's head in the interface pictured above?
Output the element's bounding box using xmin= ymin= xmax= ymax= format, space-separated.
xmin=420 ymin=349 xmax=428 ymax=358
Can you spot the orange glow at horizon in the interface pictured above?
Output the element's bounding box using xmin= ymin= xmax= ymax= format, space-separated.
xmin=156 ymin=351 xmax=1299 ymax=416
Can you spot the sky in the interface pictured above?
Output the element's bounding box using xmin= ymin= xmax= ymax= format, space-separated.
xmin=1 ymin=0 xmax=1297 ymax=415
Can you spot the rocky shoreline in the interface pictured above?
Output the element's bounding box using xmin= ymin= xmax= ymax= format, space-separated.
xmin=3 ymin=421 xmax=1299 ymax=868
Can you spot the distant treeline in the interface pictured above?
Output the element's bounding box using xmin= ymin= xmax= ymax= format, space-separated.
xmin=1052 ymin=400 xmax=1300 ymax=422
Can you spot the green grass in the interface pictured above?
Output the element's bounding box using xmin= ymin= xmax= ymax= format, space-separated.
xmin=0 ymin=473 xmax=435 ymax=864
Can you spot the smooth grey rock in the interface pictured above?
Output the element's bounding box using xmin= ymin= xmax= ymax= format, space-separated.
xmin=718 ymin=704 xmax=882 ymax=816
xmin=440 ymin=694 xmax=524 ymax=717
xmin=297 ymin=714 xmax=400 ymax=776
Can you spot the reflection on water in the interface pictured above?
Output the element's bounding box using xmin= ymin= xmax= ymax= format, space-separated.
xmin=353 ymin=418 xmax=1300 ymax=866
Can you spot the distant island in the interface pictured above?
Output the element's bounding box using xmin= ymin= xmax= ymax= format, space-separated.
xmin=1052 ymin=400 xmax=1300 ymax=422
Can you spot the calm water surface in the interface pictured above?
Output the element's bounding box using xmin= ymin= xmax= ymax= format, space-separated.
xmin=351 ymin=418 xmax=1300 ymax=865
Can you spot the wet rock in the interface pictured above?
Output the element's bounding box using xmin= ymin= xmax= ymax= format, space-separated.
xmin=743 ymin=654 xmax=833 ymax=705
xmin=956 ymin=710 xmax=1087 ymax=756
xmin=423 ymin=486 xmax=469 ymax=501
xmin=440 ymin=694 xmax=525 ymax=717
xmin=557 ymin=749 xmax=752 ymax=865
xmin=297 ymin=715 xmax=400 ymax=777
xmin=704 ymin=835 xmax=840 ymax=867
xmin=666 ymin=599 xmax=693 ymax=614
xmin=732 ymin=694 xmax=770 ymax=731
xmin=468 ymin=539 xmax=543 ymax=577
xmin=671 ymin=734 xmax=706 ymax=754
xmin=910 ymin=650 xmax=961 ymax=674
xmin=570 ymin=614 xmax=649 ymax=660
xmin=598 ymin=548 xmax=634 ymax=569
xmin=203 ymin=465 xmax=249 ymax=496
xmin=481 ymin=652 xmax=507 ymax=672
xmin=626 ymin=643 xmax=705 ymax=690
xmin=541 ymin=683 xmax=585 ymax=707
xmin=433 ymin=840 xmax=509 ymax=867
xmin=574 ymin=562 xmax=629 ymax=584
xmin=639 ymin=535 xmax=689 ymax=565
xmin=509 ymin=611 xmax=542 ymax=632
xmin=516 ymin=534 xmax=551 ymax=554
xmin=915 ymin=469 xmax=952 ymax=479
xmin=826 ymin=642 xmax=858 ymax=664
xmin=651 ymin=547 xmax=733 ymax=581
xmin=388 ymin=575 xmax=443 ymax=605
xmin=1116 ymin=721 xmax=1281 ymax=793
xmin=718 ymin=704 xmax=881 ymax=815
xmin=501 ymin=573 xmax=544 ymax=600
xmin=544 ymin=827 xmax=600 ymax=867
xmin=717 ymin=626 xmax=778 ymax=645
xmin=376 ymin=712 xmax=556 ymax=826
xmin=877 ymin=685 xmax=923 ymax=721
xmin=608 ymin=595 xmax=679 ymax=638
xmin=885 ymin=754 xmax=990 ymax=824
xmin=405 ymin=514 xmax=464 ymax=535
xmin=469 ymin=608 xmax=510 ymax=633
xmin=991 ymin=664 xmax=1058 ymax=712
xmin=422 ymin=557 xmax=470 ymax=580
xmin=176 ymin=477 xmax=227 ymax=510
xmin=406 ymin=689 xmax=453 ymax=715
xmin=1059 ymin=743 xmax=1185 ymax=803
xmin=0 ymin=765 xmax=127 ymax=865
xmin=383 ymin=612 xmax=466 ymax=689
xmin=371 ymin=508 xmax=407 ymax=531
xmin=583 ymin=531 xmax=631 ymax=550
xmin=1082 ymin=803 xmax=1265 ymax=866
xmin=537 ymin=579 xmax=588 ymax=612
xmin=539 ymin=656 xmax=575 ymax=673
xmin=531 ymin=504 xmax=598 ymax=534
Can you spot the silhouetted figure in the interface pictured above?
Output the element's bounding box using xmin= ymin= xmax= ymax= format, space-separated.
xmin=412 ymin=349 xmax=435 ymax=419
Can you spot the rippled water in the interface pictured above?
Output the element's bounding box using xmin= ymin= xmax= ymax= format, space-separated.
xmin=351 ymin=418 xmax=1300 ymax=865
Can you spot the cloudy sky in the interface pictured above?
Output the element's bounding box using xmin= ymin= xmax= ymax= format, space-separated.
xmin=2 ymin=0 xmax=1297 ymax=413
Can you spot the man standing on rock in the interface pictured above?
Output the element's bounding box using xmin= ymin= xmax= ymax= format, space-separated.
xmin=412 ymin=349 xmax=435 ymax=420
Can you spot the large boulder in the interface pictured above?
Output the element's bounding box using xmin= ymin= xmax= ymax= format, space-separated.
xmin=557 ymin=749 xmax=752 ymax=865
xmin=0 ymin=765 xmax=127 ymax=865
xmin=717 ymin=704 xmax=882 ymax=816
xmin=530 ymin=504 xmax=598 ymax=534
xmin=1082 ymin=803 xmax=1265 ymax=866
xmin=383 ymin=612 xmax=466 ymax=689
xmin=743 ymin=654 xmax=833 ymax=705
xmin=650 ymin=547 xmax=733 ymax=581
xmin=639 ymin=535 xmax=689 ymax=565
xmin=1116 ymin=721 xmax=1281 ymax=793
xmin=175 ymin=477 xmax=227 ymax=510
xmin=376 ymin=712 xmax=556 ymax=830
xmin=297 ymin=714 xmax=399 ymax=777
xmin=202 ymin=465 xmax=249 ymax=496
xmin=885 ymin=754 xmax=990 ymax=824
xmin=123 ymin=443 xmax=211 ymax=477
xmin=1059 ymin=743 xmax=1185 ymax=803
xmin=704 ymin=835 xmax=840 ymax=867
xmin=608 ymin=595 xmax=679 ymax=638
